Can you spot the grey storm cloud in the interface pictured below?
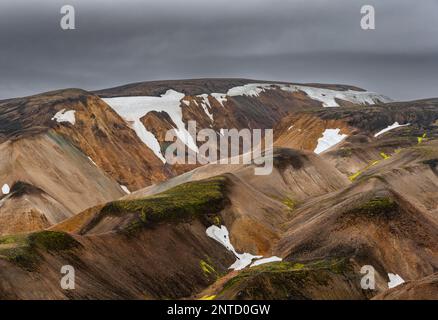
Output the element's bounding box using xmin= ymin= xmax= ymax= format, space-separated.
xmin=0 ymin=0 xmax=437 ymax=100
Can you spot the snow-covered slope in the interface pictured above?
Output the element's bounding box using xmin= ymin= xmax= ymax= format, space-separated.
xmin=209 ymin=83 xmax=390 ymax=108
xmin=51 ymin=109 xmax=76 ymax=125
xmin=374 ymin=122 xmax=410 ymax=137
xmin=206 ymin=225 xmax=282 ymax=270
xmin=314 ymin=128 xmax=348 ymax=154
xmin=102 ymin=82 xmax=390 ymax=165
xmin=103 ymin=90 xmax=199 ymax=162
xmin=280 ymin=85 xmax=391 ymax=107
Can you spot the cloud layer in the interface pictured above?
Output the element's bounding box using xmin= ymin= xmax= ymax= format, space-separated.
xmin=1 ymin=0 xmax=437 ymax=100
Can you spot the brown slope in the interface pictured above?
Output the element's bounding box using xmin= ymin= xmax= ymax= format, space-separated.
xmin=373 ymin=273 xmax=438 ymax=300
xmin=0 ymin=182 xmax=70 ymax=235
xmin=274 ymin=112 xmax=351 ymax=151
xmin=275 ymin=143 xmax=438 ymax=297
xmin=0 ymin=131 xmax=124 ymax=235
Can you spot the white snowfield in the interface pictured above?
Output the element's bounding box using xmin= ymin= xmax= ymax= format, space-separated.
xmin=250 ymin=256 xmax=282 ymax=267
xmin=209 ymin=83 xmax=391 ymax=108
xmin=225 ymin=83 xmax=273 ymax=97
xmin=280 ymin=85 xmax=391 ymax=107
xmin=211 ymin=93 xmax=227 ymax=107
xmin=206 ymin=225 xmax=282 ymax=270
xmin=51 ymin=109 xmax=76 ymax=125
xmin=103 ymin=90 xmax=199 ymax=163
xmin=1 ymin=183 xmax=10 ymax=195
xmin=314 ymin=128 xmax=348 ymax=154
xmin=387 ymin=273 xmax=405 ymax=289
xmin=120 ymin=185 xmax=131 ymax=194
xmin=374 ymin=122 xmax=410 ymax=137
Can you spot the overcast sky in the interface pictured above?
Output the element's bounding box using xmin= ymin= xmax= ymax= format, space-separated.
xmin=0 ymin=0 xmax=437 ymax=100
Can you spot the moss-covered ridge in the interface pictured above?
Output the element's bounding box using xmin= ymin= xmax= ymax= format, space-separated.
xmin=0 ymin=231 xmax=79 ymax=271
xmin=347 ymin=197 xmax=398 ymax=218
xmin=85 ymin=176 xmax=229 ymax=232
xmin=217 ymin=258 xmax=351 ymax=299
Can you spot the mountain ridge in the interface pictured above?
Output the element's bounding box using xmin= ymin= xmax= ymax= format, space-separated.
xmin=0 ymin=78 xmax=436 ymax=299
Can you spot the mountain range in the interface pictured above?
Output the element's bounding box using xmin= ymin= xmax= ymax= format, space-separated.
xmin=0 ymin=78 xmax=436 ymax=300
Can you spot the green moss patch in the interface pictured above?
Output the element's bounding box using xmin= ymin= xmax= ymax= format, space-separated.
xmin=348 ymin=159 xmax=380 ymax=182
xmin=0 ymin=231 xmax=79 ymax=271
xmin=282 ymin=197 xmax=296 ymax=211
xmin=348 ymin=170 xmax=362 ymax=182
xmin=338 ymin=196 xmax=400 ymax=226
xmin=281 ymin=197 xmax=299 ymax=218
xmin=418 ymin=133 xmax=427 ymax=144
xmin=200 ymin=259 xmax=221 ymax=281
xmin=380 ymin=152 xmax=390 ymax=160
xmin=27 ymin=231 xmax=79 ymax=252
xmin=219 ymin=258 xmax=349 ymax=299
xmin=348 ymin=197 xmax=398 ymax=217
xmin=0 ymin=234 xmax=26 ymax=246
xmin=91 ymin=177 xmax=229 ymax=233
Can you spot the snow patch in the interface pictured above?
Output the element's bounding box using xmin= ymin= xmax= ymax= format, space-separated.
xmin=103 ymin=90 xmax=199 ymax=163
xmin=206 ymin=225 xmax=282 ymax=270
xmin=212 ymin=83 xmax=389 ymax=108
xmin=314 ymin=128 xmax=347 ymax=154
xmin=281 ymin=85 xmax=391 ymax=107
xmin=120 ymin=185 xmax=131 ymax=194
xmin=374 ymin=122 xmax=410 ymax=137
xmin=250 ymin=256 xmax=282 ymax=267
xmin=197 ymin=94 xmax=214 ymax=122
xmin=206 ymin=225 xmax=261 ymax=270
xmin=388 ymin=273 xmax=405 ymax=289
xmin=226 ymin=83 xmax=275 ymax=97
xmin=211 ymin=93 xmax=227 ymax=107
xmin=87 ymin=156 xmax=97 ymax=166
xmin=287 ymin=125 xmax=294 ymax=131
xmin=51 ymin=109 xmax=76 ymax=125
xmin=1 ymin=184 xmax=10 ymax=195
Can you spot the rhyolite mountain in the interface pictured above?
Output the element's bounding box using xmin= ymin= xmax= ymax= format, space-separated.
xmin=0 ymin=79 xmax=389 ymax=235
xmin=0 ymin=78 xmax=436 ymax=300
